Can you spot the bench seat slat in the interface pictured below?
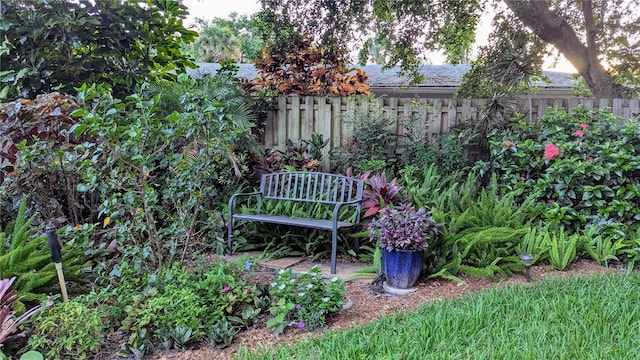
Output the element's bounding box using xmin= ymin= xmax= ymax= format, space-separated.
xmin=232 ymin=214 xmax=357 ymax=230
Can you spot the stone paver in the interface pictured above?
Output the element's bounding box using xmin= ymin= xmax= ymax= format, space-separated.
xmin=224 ymin=251 xmax=370 ymax=279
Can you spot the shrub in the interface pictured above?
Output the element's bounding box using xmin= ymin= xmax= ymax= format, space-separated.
xmin=250 ymin=35 xmax=370 ymax=96
xmin=330 ymin=97 xmax=399 ymax=174
xmin=57 ymin=73 xmax=254 ymax=268
xmin=482 ymin=106 xmax=640 ymax=236
xmin=0 ymin=92 xmax=92 ymax=224
xmin=0 ymin=0 xmax=196 ymax=100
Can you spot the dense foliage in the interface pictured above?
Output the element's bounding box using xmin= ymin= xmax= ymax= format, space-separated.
xmin=64 ymin=73 xmax=254 ymax=269
xmin=1 ymin=5 xmax=640 ymax=351
xmin=0 ymin=198 xmax=90 ymax=305
xmin=369 ymin=206 xmax=441 ymax=251
xmin=0 ymin=0 xmax=197 ymax=100
xmin=481 ymin=106 xmax=640 ymax=236
xmin=250 ymin=35 xmax=370 ymax=96
xmin=22 ymin=260 xmax=345 ymax=359
xmin=0 ymin=92 xmax=87 ymax=223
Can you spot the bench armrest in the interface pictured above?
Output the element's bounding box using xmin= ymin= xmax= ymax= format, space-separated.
xmin=332 ymin=199 xmax=363 ymax=225
xmin=228 ymin=192 xmax=262 ymax=216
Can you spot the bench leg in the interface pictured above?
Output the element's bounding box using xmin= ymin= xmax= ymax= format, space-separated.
xmin=354 ymin=236 xmax=360 ymax=259
xmin=227 ymin=217 xmax=233 ymax=255
xmin=331 ymin=228 xmax=337 ymax=274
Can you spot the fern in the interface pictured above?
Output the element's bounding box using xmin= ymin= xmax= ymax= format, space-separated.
xmin=458 ymin=264 xmax=497 ymax=279
xmin=424 ymin=173 xmax=540 ymax=281
xmin=0 ymin=198 xmax=90 ymax=303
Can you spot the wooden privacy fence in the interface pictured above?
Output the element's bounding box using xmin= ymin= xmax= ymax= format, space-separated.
xmin=263 ymin=96 xmax=640 ymax=170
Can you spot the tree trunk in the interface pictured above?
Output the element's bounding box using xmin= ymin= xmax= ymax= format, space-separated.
xmin=503 ymin=0 xmax=623 ymax=98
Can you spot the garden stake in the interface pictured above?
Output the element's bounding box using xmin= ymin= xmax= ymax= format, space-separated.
xmin=46 ymin=222 xmax=68 ymax=302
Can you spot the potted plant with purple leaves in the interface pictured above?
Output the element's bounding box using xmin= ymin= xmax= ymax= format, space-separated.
xmin=368 ymin=205 xmax=442 ymax=290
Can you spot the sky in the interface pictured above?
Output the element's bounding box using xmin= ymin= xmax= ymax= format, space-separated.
xmin=182 ymin=0 xmax=576 ymax=73
xmin=183 ymin=0 xmax=261 ymax=26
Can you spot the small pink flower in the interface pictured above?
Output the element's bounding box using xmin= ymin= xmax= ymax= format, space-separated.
xmin=46 ymin=300 xmax=54 ymax=307
xmin=223 ymin=285 xmax=230 ymax=292
xmin=504 ymin=141 xmax=516 ymax=148
xmin=575 ymin=130 xmax=584 ymax=138
xmin=297 ymin=321 xmax=305 ymax=328
xmin=586 ymin=156 xmax=593 ymax=161
xmin=544 ymin=143 xmax=560 ymax=160
xmin=547 ymin=199 xmax=555 ymax=204
xmin=579 ymin=123 xmax=588 ymax=130
xmin=520 ymin=177 xmax=526 ymax=181
xmin=295 ymin=304 xmax=301 ymax=310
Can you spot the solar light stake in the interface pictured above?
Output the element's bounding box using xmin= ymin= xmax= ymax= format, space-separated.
xmin=519 ymin=253 xmax=534 ymax=282
xmin=46 ymin=222 xmax=68 ymax=302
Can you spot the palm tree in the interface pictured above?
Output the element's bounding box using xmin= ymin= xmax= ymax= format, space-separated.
xmin=190 ymin=20 xmax=242 ymax=62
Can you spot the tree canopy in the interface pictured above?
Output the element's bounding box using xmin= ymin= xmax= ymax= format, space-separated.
xmin=0 ymin=0 xmax=197 ymax=100
xmin=258 ymin=0 xmax=640 ymax=98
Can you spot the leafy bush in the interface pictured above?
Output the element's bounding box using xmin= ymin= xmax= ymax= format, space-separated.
xmin=250 ymin=35 xmax=370 ymax=96
xmin=399 ymin=132 xmax=471 ymax=175
xmin=23 ymin=70 xmax=257 ymax=269
xmin=0 ymin=92 xmax=94 ymax=224
xmin=330 ymin=97 xmax=399 ymax=174
xmin=482 ymin=106 xmax=640 ymax=236
xmin=425 ymin=175 xmax=542 ymax=280
xmin=267 ymin=265 xmax=345 ymax=334
xmin=27 ymin=300 xmax=107 ymax=360
xmin=0 ymin=0 xmax=196 ymax=100
xmin=252 ymin=133 xmax=329 ymax=174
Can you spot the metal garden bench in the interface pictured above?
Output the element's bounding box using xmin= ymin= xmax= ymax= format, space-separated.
xmin=227 ymin=171 xmax=364 ymax=274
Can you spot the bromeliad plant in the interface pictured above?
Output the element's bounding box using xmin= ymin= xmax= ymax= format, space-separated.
xmin=360 ymin=172 xmax=410 ymax=218
xmin=0 ymin=277 xmax=42 ymax=349
xmin=368 ymin=206 xmax=442 ymax=251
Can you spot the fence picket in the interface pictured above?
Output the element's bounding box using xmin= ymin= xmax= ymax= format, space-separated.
xmin=264 ymin=96 xmax=639 ymax=171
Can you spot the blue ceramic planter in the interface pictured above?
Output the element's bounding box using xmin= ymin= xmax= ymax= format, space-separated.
xmin=381 ymin=248 xmax=424 ymax=289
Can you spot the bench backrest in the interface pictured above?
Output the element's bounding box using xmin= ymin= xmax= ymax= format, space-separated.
xmin=260 ymin=172 xmax=364 ymax=205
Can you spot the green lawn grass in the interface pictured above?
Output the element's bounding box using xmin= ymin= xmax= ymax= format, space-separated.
xmin=236 ymin=273 xmax=640 ymax=359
